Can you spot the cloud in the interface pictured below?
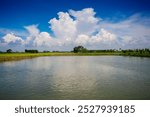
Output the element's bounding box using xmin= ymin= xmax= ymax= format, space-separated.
xmin=24 ymin=24 xmax=40 ymax=36
xmin=75 ymin=29 xmax=117 ymax=46
xmin=97 ymin=28 xmax=116 ymax=42
xmin=2 ymin=33 xmax=24 ymax=45
xmin=49 ymin=12 xmax=76 ymax=40
xmin=1 ymin=8 xmax=150 ymax=51
xmin=69 ymin=8 xmax=99 ymax=35
xmin=33 ymin=32 xmax=52 ymax=47
xmin=48 ymin=8 xmax=117 ymax=49
xmin=0 ymin=28 xmax=28 ymax=37
xmin=24 ymin=25 xmax=53 ymax=48
xmin=75 ymin=34 xmax=89 ymax=45
xmin=100 ymin=13 xmax=150 ymax=48
xmin=24 ymin=25 xmax=39 ymax=46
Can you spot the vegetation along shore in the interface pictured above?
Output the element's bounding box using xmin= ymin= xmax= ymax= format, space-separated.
xmin=0 ymin=46 xmax=150 ymax=62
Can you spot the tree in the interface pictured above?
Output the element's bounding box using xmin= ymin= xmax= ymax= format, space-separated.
xmin=6 ymin=49 xmax=12 ymax=53
xmin=73 ymin=46 xmax=87 ymax=53
xmin=25 ymin=49 xmax=38 ymax=53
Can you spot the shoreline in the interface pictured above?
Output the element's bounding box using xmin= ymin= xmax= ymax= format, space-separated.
xmin=0 ymin=52 xmax=150 ymax=62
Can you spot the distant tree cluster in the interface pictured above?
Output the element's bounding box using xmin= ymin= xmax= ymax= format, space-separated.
xmin=122 ymin=48 xmax=150 ymax=53
xmin=72 ymin=46 xmax=150 ymax=57
xmin=6 ymin=49 xmax=13 ymax=53
xmin=43 ymin=50 xmax=50 ymax=53
xmin=25 ymin=49 xmax=38 ymax=53
xmin=73 ymin=46 xmax=117 ymax=53
xmin=121 ymin=48 xmax=150 ymax=56
xmin=73 ymin=46 xmax=87 ymax=53
xmin=87 ymin=49 xmax=116 ymax=53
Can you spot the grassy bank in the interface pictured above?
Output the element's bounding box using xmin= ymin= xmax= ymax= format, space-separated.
xmin=0 ymin=51 xmax=149 ymax=62
xmin=0 ymin=52 xmax=71 ymax=62
xmin=0 ymin=52 xmax=121 ymax=62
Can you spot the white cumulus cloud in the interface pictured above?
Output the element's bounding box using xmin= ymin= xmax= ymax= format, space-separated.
xmin=2 ymin=33 xmax=24 ymax=44
xmin=69 ymin=8 xmax=99 ymax=35
xmin=50 ymin=12 xmax=76 ymax=39
xmin=1 ymin=8 xmax=150 ymax=51
xmin=24 ymin=24 xmax=40 ymax=36
xmin=33 ymin=32 xmax=52 ymax=47
xmin=100 ymin=13 xmax=150 ymax=48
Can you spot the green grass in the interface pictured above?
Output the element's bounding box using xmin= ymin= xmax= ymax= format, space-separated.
xmin=0 ymin=51 xmax=149 ymax=62
xmin=0 ymin=52 xmax=121 ymax=62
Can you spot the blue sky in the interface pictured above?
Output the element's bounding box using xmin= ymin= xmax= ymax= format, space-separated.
xmin=0 ymin=0 xmax=150 ymax=51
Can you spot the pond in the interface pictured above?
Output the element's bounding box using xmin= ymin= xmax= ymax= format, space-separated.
xmin=0 ymin=56 xmax=150 ymax=99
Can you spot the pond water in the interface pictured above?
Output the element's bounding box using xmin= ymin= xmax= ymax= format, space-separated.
xmin=0 ymin=56 xmax=150 ymax=99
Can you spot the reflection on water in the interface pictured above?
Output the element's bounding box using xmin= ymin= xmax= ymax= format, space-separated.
xmin=0 ymin=56 xmax=150 ymax=99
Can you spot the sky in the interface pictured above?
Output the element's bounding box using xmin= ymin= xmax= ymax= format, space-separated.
xmin=0 ymin=0 xmax=150 ymax=51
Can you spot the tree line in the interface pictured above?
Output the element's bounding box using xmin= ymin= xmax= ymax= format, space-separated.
xmin=73 ymin=46 xmax=150 ymax=53
xmin=0 ymin=49 xmax=39 ymax=53
xmin=0 ymin=46 xmax=150 ymax=56
xmin=25 ymin=49 xmax=38 ymax=53
xmin=73 ymin=46 xmax=118 ymax=53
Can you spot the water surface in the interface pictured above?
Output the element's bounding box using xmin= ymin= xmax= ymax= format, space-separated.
xmin=0 ymin=56 xmax=150 ymax=99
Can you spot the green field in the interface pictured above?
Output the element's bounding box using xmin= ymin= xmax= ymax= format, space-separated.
xmin=0 ymin=52 xmax=120 ymax=62
xmin=0 ymin=51 xmax=150 ymax=62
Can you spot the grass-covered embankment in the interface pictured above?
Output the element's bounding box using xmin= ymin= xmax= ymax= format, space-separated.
xmin=0 ymin=52 xmax=121 ymax=62
xmin=0 ymin=51 xmax=150 ymax=62
xmin=0 ymin=52 xmax=72 ymax=62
